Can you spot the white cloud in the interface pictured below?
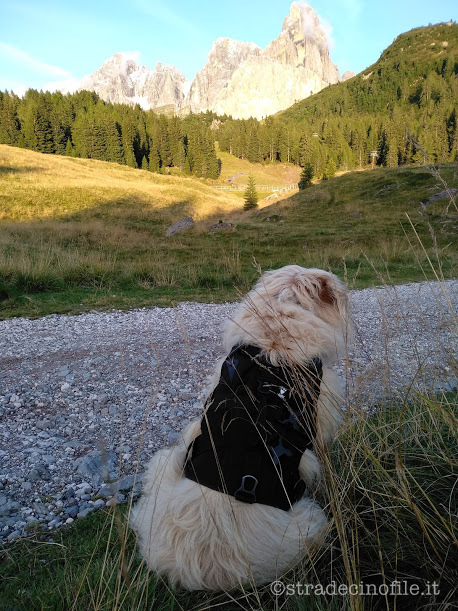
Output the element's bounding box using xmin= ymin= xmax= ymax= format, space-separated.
xmin=294 ymin=2 xmax=335 ymax=51
xmin=318 ymin=15 xmax=335 ymax=51
xmin=0 ymin=42 xmax=72 ymax=77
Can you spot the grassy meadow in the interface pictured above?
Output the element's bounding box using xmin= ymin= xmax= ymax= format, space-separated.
xmin=214 ymin=146 xmax=301 ymax=188
xmin=0 ymin=143 xmax=457 ymax=319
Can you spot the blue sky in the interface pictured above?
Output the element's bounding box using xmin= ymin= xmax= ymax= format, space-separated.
xmin=0 ymin=0 xmax=456 ymax=95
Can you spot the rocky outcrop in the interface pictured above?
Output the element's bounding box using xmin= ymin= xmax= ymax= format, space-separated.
xmin=341 ymin=70 xmax=356 ymax=81
xmin=80 ymin=53 xmax=189 ymax=110
xmin=75 ymin=3 xmax=343 ymax=119
xmin=165 ymin=217 xmax=194 ymax=236
xmin=186 ymin=38 xmax=260 ymax=113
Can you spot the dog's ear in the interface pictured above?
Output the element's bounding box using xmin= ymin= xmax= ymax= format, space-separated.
xmin=291 ymin=272 xmax=343 ymax=312
xmin=316 ymin=275 xmax=337 ymax=307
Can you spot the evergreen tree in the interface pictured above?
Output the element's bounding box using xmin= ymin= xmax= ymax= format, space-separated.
xmin=168 ymin=116 xmax=186 ymax=167
xmin=298 ymin=132 xmax=313 ymax=167
xmin=148 ymin=147 xmax=161 ymax=173
xmin=22 ymin=102 xmax=54 ymax=152
xmin=183 ymin=153 xmax=192 ymax=175
xmin=322 ymin=157 xmax=337 ymax=179
xmin=298 ymin=163 xmax=314 ymax=189
xmin=246 ymin=121 xmax=261 ymax=162
xmin=203 ymin=131 xmax=221 ymax=179
xmin=64 ymin=137 xmax=74 ymax=156
xmin=243 ymin=174 xmax=258 ymax=210
xmin=71 ymin=112 xmax=89 ymax=157
xmin=122 ymin=118 xmax=137 ymax=168
xmin=0 ymin=93 xmax=20 ymax=145
xmin=157 ymin=115 xmax=172 ymax=167
xmin=104 ymin=116 xmax=123 ymax=163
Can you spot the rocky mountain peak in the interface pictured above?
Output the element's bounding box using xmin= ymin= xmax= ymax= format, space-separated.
xmin=73 ymin=2 xmax=344 ymax=119
xmin=80 ymin=54 xmax=189 ymax=110
xmin=265 ymin=2 xmax=336 ymax=76
xmin=212 ymin=2 xmax=340 ymax=119
xmin=282 ymin=2 xmax=328 ymax=51
xmin=99 ymin=53 xmax=139 ymax=77
xmin=185 ymin=37 xmax=261 ymax=113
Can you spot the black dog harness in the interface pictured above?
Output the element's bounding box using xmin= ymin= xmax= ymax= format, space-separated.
xmin=184 ymin=344 xmax=322 ymax=511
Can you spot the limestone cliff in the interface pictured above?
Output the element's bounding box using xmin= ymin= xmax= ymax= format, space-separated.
xmin=75 ymin=3 xmax=343 ymax=119
xmin=80 ymin=53 xmax=189 ymax=110
xmin=186 ymin=38 xmax=261 ymax=113
xmin=209 ymin=3 xmax=340 ymax=118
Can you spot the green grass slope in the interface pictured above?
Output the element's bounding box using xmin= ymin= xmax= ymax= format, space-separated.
xmin=278 ymin=22 xmax=457 ymax=123
xmin=0 ymin=144 xmax=456 ymax=319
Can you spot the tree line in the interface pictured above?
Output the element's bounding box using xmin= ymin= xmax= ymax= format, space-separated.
xmin=0 ymin=89 xmax=221 ymax=179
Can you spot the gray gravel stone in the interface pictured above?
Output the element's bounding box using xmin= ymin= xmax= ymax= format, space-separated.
xmin=0 ymin=500 xmax=21 ymax=517
xmin=0 ymin=281 xmax=456 ymax=541
xmin=76 ymin=451 xmax=118 ymax=485
xmin=66 ymin=505 xmax=79 ymax=519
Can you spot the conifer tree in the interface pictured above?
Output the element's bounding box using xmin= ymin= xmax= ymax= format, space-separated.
xmin=0 ymin=93 xmax=20 ymax=144
xmin=157 ymin=115 xmax=172 ymax=167
xmin=64 ymin=137 xmax=74 ymax=157
xmin=322 ymin=157 xmax=337 ymax=179
xmin=148 ymin=147 xmax=161 ymax=173
xmin=243 ymin=174 xmax=258 ymax=210
xmin=122 ymin=118 xmax=137 ymax=168
xmin=168 ymin=116 xmax=186 ymax=167
xmin=298 ymin=163 xmax=314 ymax=189
xmin=247 ymin=122 xmax=261 ymax=162
xmin=183 ymin=154 xmax=192 ymax=175
xmin=104 ymin=117 xmax=123 ymax=163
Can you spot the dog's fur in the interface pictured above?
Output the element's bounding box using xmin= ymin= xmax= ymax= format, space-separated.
xmin=130 ymin=266 xmax=349 ymax=590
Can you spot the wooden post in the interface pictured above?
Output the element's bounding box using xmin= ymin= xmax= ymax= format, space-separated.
xmin=370 ymin=150 xmax=378 ymax=169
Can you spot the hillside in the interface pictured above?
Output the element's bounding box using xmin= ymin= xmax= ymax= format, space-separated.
xmin=279 ymin=21 xmax=457 ymax=120
xmin=0 ymin=145 xmax=456 ymax=319
xmin=216 ymin=22 xmax=457 ymax=173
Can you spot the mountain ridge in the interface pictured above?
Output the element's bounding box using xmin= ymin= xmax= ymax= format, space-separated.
xmin=73 ymin=2 xmax=346 ymax=120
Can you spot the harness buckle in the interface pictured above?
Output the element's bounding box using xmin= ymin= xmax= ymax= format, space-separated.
xmin=234 ymin=475 xmax=258 ymax=503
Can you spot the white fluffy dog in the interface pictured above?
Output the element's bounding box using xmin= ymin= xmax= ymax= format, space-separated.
xmin=131 ymin=265 xmax=349 ymax=591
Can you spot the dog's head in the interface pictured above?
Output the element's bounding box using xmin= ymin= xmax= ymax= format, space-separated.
xmin=253 ymin=265 xmax=348 ymax=328
xmin=224 ymin=266 xmax=350 ymax=364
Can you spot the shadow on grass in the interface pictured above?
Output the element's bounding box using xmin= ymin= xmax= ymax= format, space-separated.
xmin=0 ymin=165 xmax=45 ymax=175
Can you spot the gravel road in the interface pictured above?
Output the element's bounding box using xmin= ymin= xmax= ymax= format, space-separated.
xmin=0 ymin=280 xmax=456 ymax=542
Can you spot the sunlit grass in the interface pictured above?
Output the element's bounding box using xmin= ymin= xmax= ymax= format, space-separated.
xmin=0 ymin=145 xmax=456 ymax=319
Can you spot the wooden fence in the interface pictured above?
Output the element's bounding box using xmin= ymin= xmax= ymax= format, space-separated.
xmin=212 ymin=183 xmax=298 ymax=193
